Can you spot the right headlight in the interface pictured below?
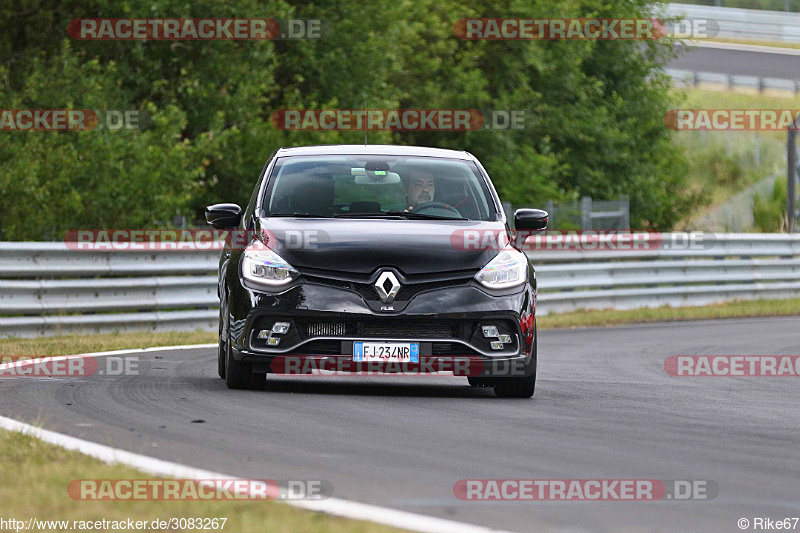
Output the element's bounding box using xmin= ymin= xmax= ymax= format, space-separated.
xmin=474 ymin=247 xmax=528 ymax=289
xmin=241 ymin=242 xmax=299 ymax=286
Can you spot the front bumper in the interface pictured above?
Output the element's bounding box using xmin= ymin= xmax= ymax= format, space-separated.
xmin=227 ymin=278 xmax=537 ymax=377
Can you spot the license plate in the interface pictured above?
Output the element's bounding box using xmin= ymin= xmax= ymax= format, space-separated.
xmin=353 ymin=342 xmax=419 ymax=363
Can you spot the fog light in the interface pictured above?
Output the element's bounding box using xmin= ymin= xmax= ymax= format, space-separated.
xmin=272 ymin=322 xmax=290 ymax=335
xmin=490 ymin=341 xmax=504 ymax=350
xmin=482 ymin=326 xmax=499 ymax=338
xmin=257 ymin=330 xmax=271 ymax=339
xmin=499 ymin=334 xmax=512 ymax=344
xmin=267 ymin=337 xmax=280 ymax=346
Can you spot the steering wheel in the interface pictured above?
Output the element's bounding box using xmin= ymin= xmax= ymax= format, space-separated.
xmin=412 ymin=201 xmax=462 ymax=216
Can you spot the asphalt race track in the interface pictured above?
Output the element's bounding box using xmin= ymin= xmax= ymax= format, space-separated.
xmin=668 ymin=43 xmax=800 ymax=79
xmin=2 ymin=317 xmax=800 ymax=532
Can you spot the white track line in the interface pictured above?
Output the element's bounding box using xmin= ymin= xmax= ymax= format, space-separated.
xmin=0 ymin=345 xmax=511 ymax=533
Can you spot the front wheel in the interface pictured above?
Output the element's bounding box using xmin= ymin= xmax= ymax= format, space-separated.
xmin=224 ymin=336 xmax=265 ymax=389
xmin=492 ymin=373 xmax=535 ymax=398
xmin=492 ymin=324 xmax=536 ymax=398
xmin=217 ymin=302 xmax=227 ymax=379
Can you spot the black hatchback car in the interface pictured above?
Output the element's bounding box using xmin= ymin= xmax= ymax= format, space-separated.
xmin=206 ymin=145 xmax=548 ymax=397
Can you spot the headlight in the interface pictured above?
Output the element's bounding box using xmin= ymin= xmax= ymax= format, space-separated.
xmin=241 ymin=243 xmax=299 ymax=286
xmin=474 ymin=247 xmax=528 ymax=289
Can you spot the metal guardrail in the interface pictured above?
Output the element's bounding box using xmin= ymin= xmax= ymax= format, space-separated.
xmin=2 ymin=234 xmax=800 ymax=337
xmin=666 ymin=68 xmax=800 ymax=94
xmin=666 ymin=3 xmax=800 ymax=43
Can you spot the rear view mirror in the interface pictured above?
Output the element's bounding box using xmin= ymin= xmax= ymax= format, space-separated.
xmin=354 ymin=171 xmax=402 ymax=185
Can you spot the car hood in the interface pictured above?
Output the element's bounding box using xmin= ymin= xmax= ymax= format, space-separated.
xmin=257 ymin=218 xmax=510 ymax=276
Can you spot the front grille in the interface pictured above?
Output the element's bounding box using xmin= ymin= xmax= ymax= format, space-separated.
xmin=295 ymin=318 xmax=463 ymax=339
xmin=303 ymin=275 xmax=470 ymax=302
xmin=304 ymin=321 xmax=348 ymax=336
xmin=362 ymin=321 xmax=455 ymax=338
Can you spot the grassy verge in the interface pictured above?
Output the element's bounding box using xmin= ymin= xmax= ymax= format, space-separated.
xmin=0 ymin=430 xmax=407 ymax=533
xmin=538 ymin=297 xmax=800 ymax=329
xmin=0 ymin=331 xmax=216 ymax=357
xmin=696 ymin=38 xmax=800 ymax=50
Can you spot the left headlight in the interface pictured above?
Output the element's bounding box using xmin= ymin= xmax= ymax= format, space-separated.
xmin=474 ymin=247 xmax=528 ymax=289
xmin=241 ymin=243 xmax=299 ymax=286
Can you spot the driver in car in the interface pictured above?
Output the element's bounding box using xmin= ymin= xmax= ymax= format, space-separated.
xmin=404 ymin=170 xmax=435 ymax=210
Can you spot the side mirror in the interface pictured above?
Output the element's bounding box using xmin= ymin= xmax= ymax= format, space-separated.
xmin=206 ymin=203 xmax=242 ymax=229
xmin=514 ymin=209 xmax=548 ymax=231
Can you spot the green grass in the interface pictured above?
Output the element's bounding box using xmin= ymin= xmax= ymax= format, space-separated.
xmin=0 ymin=330 xmax=216 ymax=357
xmin=538 ymin=297 xmax=800 ymax=329
xmin=0 ymin=430 xmax=408 ymax=533
xmin=696 ymin=37 xmax=800 ymax=50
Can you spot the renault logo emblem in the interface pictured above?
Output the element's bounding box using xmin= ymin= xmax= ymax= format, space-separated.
xmin=374 ymin=271 xmax=401 ymax=303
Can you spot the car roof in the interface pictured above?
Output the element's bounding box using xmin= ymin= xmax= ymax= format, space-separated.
xmin=275 ymin=144 xmax=474 ymax=160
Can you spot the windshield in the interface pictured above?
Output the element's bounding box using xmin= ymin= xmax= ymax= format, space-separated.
xmin=263 ymin=155 xmax=497 ymax=221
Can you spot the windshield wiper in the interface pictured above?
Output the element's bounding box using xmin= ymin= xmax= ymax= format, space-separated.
xmin=334 ymin=211 xmax=467 ymax=220
xmin=333 ymin=213 xmax=402 ymax=219
xmin=384 ymin=210 xmax=468 ymax=220
xmin=269 ymin=213 xmax=329 ymax=218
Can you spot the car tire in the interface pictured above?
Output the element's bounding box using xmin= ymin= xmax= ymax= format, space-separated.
xmin=492 ymin=372 xmax=535 ymax=398
xmin=492 ymin=324 xmax=537 ymax=398
xmin=224 ymin=336 xmax=265 ymax=389
xmin=217 ymin=300 xmax=227 ymax=379
xmin=222 ymin=314 xmax=265 ymax=389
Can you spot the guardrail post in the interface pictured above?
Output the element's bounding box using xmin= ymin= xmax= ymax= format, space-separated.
xmin=788 ymin=126 xmax=798 ymax=233
xmin=581 ymin=197 xmax=592 ymax=230
xmin=621 ymin=197 xmax=630 ymax=230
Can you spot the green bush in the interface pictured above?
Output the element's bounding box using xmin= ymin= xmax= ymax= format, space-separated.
xmin=0 ymin=0 xmax=697 ymax=239
xmin=753 ymin=179 xmax=787 ymax=232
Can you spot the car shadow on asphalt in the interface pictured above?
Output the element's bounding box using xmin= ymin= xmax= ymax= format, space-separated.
xmin=242 ymin=378 xmax=501 ymax=398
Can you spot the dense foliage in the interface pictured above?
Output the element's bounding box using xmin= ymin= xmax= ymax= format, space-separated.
xmin=0 ymin=0 xmax=697 ymax=239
